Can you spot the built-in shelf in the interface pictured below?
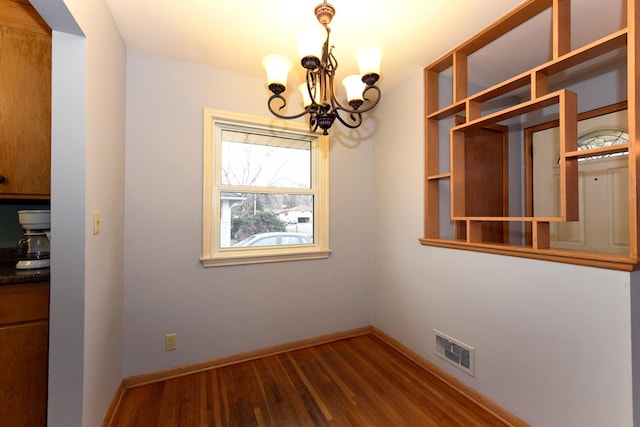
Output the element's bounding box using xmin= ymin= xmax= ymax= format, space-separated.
xmin=421 ymin=0 xmax=639 ymax=271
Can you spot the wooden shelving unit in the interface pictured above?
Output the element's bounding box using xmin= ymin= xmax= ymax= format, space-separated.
xmin=420 ymin=0 xmax=640 ymax=270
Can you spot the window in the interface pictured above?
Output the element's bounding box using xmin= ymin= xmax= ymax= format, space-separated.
xmin=575 ymin=129 xmax=628 ymax=161
xmin=202 ymin=109 xmax=330 ymax=266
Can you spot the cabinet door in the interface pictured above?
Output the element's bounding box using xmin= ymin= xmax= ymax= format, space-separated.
xmin=0 ymin=321 xmax=48 ymax=426
xmin=0 ymin=6 xmax=51 ymax=198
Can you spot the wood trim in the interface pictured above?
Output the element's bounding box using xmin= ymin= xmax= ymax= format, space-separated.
xmin=419 ymin=237 xmax=639 ymax=271
xmin=123 ymin=326 xmax=373 ymax=389
xmin=627 ymin=0 xmax=639 ymax=260
xmin=552 ymin=0 xmax=571 ymax=58
xmin=458 ymin=0 xmax=552 ymax=56
xmin=371 ymin=327 xmax=531 ymax=427
xmin=101 ymin=381 xmax=125 ymax=427
xmin=453 ymin=51 xmax=468 ymax=102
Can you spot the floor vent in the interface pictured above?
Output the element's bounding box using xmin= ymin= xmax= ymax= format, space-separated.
xmin=434 ymin=329 xmax=475 ymax=376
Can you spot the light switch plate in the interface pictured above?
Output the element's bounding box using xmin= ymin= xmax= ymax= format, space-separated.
xmin=93 ymin=211 xmax=101 ymax=235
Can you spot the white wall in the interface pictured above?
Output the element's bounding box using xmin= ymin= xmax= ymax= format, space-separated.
xmin=73 ymin=1 xmax=126 ymax=426
xmin=371 ymin=70 xmax=634 ymax=426
xmin=32 ymin=0 xmax=126 ymax=425
xmin=123 ymin=51 xmax=373 ymax=376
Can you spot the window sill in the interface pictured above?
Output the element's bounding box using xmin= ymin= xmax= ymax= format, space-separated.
xmin=419 ymin=238 xmax=639 ymax=271
xmin=201 ymin=248 xmax=332 ymax=267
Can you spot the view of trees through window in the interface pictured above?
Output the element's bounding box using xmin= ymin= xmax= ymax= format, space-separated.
xmin=219 ymin=129 xmax=314 ymax=247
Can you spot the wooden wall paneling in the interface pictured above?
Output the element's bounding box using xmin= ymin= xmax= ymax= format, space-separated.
xmin=627 ymin=0 xmax=639 ymax=260
xmin=559 ymin=90 xmax=578 ymax=222
xmin=453 ymin=51 xmax=468 ymax=102
xmin=424 ymin=68 xmax=441 ymax=238
xmin=424 ymin=68 xmax=440 ymax=115
xmin=426 ymin=179 xmax=441 ymax=238
xmin=425 ymin=119 xmax=441 ymax=238
xmin=533 ymin=70 xmax=549 ymax=99
xmin=533 ymin=221 xmax=550 ymax=249
xmin=552 ymin=0 xmax=571 ymax=58
xmin=467 ymin=100 xmax=481 ymax=122
xmin=450 ymin=129 xmax=466 ymax=218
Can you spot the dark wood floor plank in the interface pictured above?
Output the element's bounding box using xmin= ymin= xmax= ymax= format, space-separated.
xmin=349 ymin=335 xmax=505 ymax=426
xmin=111 ymin=334 xmax=519 ymax=427
xmin=253 ymin=355 xmax=317 ymax=426
xmin=219 ymin=359 xmax=264 ymax=426
xmin=312 ymin=338 xmax=436 ymax=426
xmin=303 ymin=343 xmax=406 ymax=425
xmin=360 ymin=336 xmax=509 ymax=426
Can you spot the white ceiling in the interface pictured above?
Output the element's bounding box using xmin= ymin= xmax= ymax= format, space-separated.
xmin=103 ymin=0 xmax=625 ymax=92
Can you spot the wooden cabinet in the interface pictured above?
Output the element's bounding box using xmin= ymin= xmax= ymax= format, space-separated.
xmin=0 ymin=282 xmax=49 ymax=426
xmin=0 ymin=0 xmax=51 ymax=200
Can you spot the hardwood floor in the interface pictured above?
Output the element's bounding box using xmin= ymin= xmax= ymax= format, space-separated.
xmin=110 ymin=334 xmax=520 ymax=426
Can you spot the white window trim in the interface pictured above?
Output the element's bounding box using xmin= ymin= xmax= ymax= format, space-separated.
xmin=201 ymin=109 xmax=331 ymax=267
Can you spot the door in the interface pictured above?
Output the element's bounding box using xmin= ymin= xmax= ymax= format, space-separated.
xmin=532 ymin=109 xmax=629 ymax=254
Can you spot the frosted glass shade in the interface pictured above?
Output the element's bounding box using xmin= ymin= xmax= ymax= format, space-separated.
xmin=356 ymin=44 xmax=383 ymax=76
xmin=342 ymin=75 xmax=365 ymax=102
xmin=296 ymin=26 xmax=325 ymax=59
xmin=263 ymin=55 xmax=292 ymax=86
xmin=299 ymin=83 xmax=320 ymax=107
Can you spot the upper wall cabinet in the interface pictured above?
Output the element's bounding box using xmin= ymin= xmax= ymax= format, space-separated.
xmin=421 ymin=0 xmax=640 ymax=270
xmin=0 ymin=0 xmax=51 ymax=200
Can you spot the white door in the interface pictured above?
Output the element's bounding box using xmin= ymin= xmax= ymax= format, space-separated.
xmin=532 ymin=110 xmax=628 ymax=254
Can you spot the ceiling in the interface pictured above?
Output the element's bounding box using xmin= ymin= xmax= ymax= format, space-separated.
xmin=103 ymin=0 xmax=625 ymax=92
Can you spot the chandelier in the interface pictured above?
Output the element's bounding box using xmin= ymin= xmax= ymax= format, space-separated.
xmin=263 ymin=1 xmax=383 ymax=135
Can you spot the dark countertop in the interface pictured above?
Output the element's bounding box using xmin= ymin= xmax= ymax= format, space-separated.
xmin=0 ymin=249 xmax=49 ymax=285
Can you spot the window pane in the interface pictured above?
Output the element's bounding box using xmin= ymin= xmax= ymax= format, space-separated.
xmin=219 ymin=192 xmax=313 ymax=248
xmin=221 ymin=129 xmax=311 ymax=189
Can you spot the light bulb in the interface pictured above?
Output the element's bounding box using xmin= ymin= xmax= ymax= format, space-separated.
xmin=342 ymin=75 xmax=365 ymax=102
xmin=299 ymin=82 xmax=320 ymax=107
xmin=356 ymin=44 xmax=383 ymax=77
xmin=296 ymin=26 xmax=325 ymax=60
xmin=262 ymin=55 xmax=292 ymax=87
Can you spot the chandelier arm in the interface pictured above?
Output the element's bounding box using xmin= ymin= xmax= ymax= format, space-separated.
xmin=354 ymin=85 xmax=382 ymax=114
xmin=330 ymin=84 xmax=382 ymax=117
xmin=305 ymin=69 xmax=319 ymax=106
xmin=326 ymin=44 xmax=337 ymax=73
xmin=309 ymin=115 xmax=320 ymax=133
xmin=267 ymin=94 xmax=313 ymax=120
xmin=333 ymin=109 xmax=363 ymax=129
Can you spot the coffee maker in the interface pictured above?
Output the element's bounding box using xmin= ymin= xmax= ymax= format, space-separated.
xmin=16 ymin=210 xmax=50 ymax=270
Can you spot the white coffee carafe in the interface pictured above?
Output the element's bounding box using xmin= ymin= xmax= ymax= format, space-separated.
xmin=16 ymin=210 xmax=51 ymax=270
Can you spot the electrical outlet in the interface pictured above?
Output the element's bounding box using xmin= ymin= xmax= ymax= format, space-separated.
xmin=165 ymin=333 xmax=177 ymax=351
